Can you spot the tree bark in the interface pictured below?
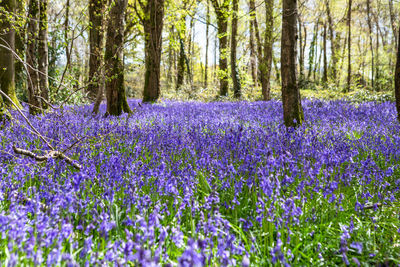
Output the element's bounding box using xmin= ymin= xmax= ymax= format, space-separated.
xmin=308 ymin=19 xmax=319 ymax=81
xmin=367 ymin=0 xmax=374 ymax=88
xmin=38 ymin=0 xmax=49 ymax=109
xmin=322 ymin=22 xmax=327 ymax=84
xmin=64 ymin=0 xmax=70 ymax=70
xmin=346 ymin=0 xmax=352 ymax=91
xmin=388 ymin=0 xmax=397 ymax=48
xmin=261 ymin=0 xmax=274 ymax=101
xmin=0 ymin=0 xmax=21 ymax=109
xmin=281 ymin=0 xmax=303 ymax=127
xmin=88 ymin=0 xmax=106 ymax=104
xmin=204 ymin=0 xmax=210 ymax=88
xmin=395 ymin=28 xmax=400 ymax=122
xmin=231 ymin=0 xmax=241 ymax=98
xmin=176 ymin=15 xmax=186 ymax=91
xmin=249 ymin=15 xmax=258 ymax=87
xmin=27 ymin=0 xmax=41 ymax=114
xmin=142 ymin=0 xmax=165 ymax=102
xmin=325 ymin=0 xmax=337 ymax=81
xmin=211 ymin=0 xmax=229 ymax=96
xmin=298 ymin=16 xmax=304 ymax=80
xmin=104 ymin=0 xmax=131 ymax=115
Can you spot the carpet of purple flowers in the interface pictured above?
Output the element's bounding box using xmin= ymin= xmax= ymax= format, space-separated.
xmin=0 ymin=100 xmax=400 ymax=266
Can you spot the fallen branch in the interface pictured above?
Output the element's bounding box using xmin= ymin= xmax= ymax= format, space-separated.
xmin=13 ymin=145 xmax=82 ymax=170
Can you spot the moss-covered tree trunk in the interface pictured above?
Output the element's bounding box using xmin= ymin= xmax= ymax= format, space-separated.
xmin=38 ymin=0 xmax=49 ymax=109
xmin=211 ymin=0 xmax=229 ymax=97
xmin=88 ymin=0 xmax=106 ymax=104
xmin=281 ymin=0 xmax=303 ymax=127
xmin=104 ymin=0 xmax=131 ymax=116
xmin=0 ymin=0 xmax=21 ymax=111
xmin=142 ymin=0 xmax=165 ymax=103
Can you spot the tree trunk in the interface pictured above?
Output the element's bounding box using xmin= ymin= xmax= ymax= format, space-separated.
xmin=64 ymin=0 xmax=70 ymax=70
xmin=231 ymin=0 xmax=241 ymax=98
xmin=176 ymin=15 xmax=186 ymax=91
xmin=27 ymin=0 xmax=41 ymax=114
xmin=0 ymin=0 xmax=21 ymax=109
xmin=261 ymin=0 xmax=274 ymax=101
xmin=389 ymin=0 xmax=397 ymax=48
xmin=88 ymin=0 xmax=106 ymax=104
xmin=15 ymin=0 xmax=25 ymax=91
xmin=298 ymin=16 xmax=304 ymax=80
xmin=104 ymin=0 xmax=131 ymax=115
xmin=38 ymin=0 xmax=49 ymax=109
xmin=142 ymin=0 xmax=165 ymax=102
xmin=249 ymin=16 xmax=258 ymax=87
xmin=281 ymin=0 xmax=303 ymax=127
xmin=204 ymin=0 xmax=210 ymax=88
xmin=308 ymin=19 xmax=319 ymax=81
xmin=325 ymin=0 xmax=337 ymax=81
xmin=322 ymin=22 xmax=328 ymax=83
xmin=211 ymin=0 xmax=229 ymax=97
xmin=367 ymin=0 xmax=374 ymax=88
xmin=395 ymin=28 xmax=400 ymax=122
xmin=346 ymin=0 xmax=352 ymax=91
xmin=374 ymin=14 xmax=380 ymax=89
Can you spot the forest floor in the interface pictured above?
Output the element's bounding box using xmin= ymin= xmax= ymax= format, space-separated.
xmin=0 ymin=99 xmax=399 ymax=265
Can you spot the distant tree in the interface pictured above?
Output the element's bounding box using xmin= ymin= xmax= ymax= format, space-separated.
xmin=230 ymin=0 xmax=241 ymax=98
xmin=27 ymin=0 xmax=42 ymax=114
xmin=104 ymin=0 xmax=131 ymax=115
xmin=89 ymin=0 xmax=106 ymax=113
xmin=211 ymin=0 xmax=230 ymax=96
xmin=395 ymin=28 xmax=400 ymax=122
xmin=281 ymin=0 xmax=303 ymax=127
xmin=0 ymin=0 xmax=21 ymax=113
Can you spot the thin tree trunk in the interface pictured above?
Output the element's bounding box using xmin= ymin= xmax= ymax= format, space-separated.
xmin=64 ymin=0 xmax=70 ymax=70
xmin=308 ymin=19 xmax=319 ymax=81
xmin=27 ymin=0 xmax=41 ymax=114
xmin=231 ymin=0 xmax=241 ymax=98
xmin=211 ymin=0 xmax=230 ymax=96
xmin=389 ymin=0 xmax=397 ymax=48
xmin=374 ymin=13 xmax=380 ymax=89
xmin=38 ymin=0 xmax=49 ymax=109
xmin=346 ymin=0 xmax=352 ymax=91
xmin=88 ymin=0 xmax=106 ymax=106
xmin=105 ymin=0 xmax=131 ymax=115
xmin=367 ymin=0 xmax=374 ymax=88
xmin=325 ymin=0 xmax=337 ymax=81
xmin=298 ymin=16 xmax=304 ymax=80
xmin=261 ymin=0 xmax=274 ymax=101
xmin=281 ymin=0 xmax=303 ymax=127
xmin=176 ymin=15 xmax=186 ymax=91
xmin=204 ymin=0 xmax=210 ymax=88
xmin=395 ymin=28 xmax=400 ymax=122
xmin=15 ymin=0 xmax=25 ymax=90
xmin=0 ymin=0 xmax=21 ymax=109
xmin=323 ymin=22 xmax=327 ymax=83
xmin=249 ymin=16 xmax=258 ymax=87
xmin=142 ymin=0 xmax=165 ymax=102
